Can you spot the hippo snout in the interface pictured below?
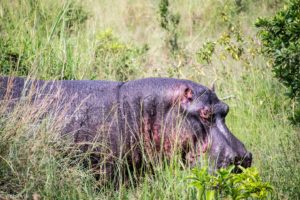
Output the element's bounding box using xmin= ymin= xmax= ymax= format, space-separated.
xmin=233 ymin=152 xmax=252 ymax=167
xmin=216 ymin=149 xmax=238 ymax=168
xmin=216 ymin=150 xmax=252 ymax=170
xmin=228 ymin=152 xmax=252 ymax=173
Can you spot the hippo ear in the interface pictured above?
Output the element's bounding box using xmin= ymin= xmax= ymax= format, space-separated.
xmin=211 ymin=80 xmax=217 ymax=92
xmin=211 ymin=83 xmax=215 ymax=92
xmin=166 ymin=84 xmax=193 ymax=107
xmin=182 ymin=87 xmax=193 ymax=104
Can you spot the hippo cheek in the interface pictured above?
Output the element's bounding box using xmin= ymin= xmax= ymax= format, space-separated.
xmin=183 ymin=138 xmax=209 ymax=167
xmin=206 ymin=125 xmax=240 ymax=169
xmin=215 ymin=118 xmax=252 ymax=168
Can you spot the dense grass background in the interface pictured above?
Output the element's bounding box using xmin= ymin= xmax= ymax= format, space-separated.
xmin=0 ymin=0 xmax=299 ymax=199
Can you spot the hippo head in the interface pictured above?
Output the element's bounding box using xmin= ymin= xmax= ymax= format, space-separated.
xmin=177 ymin=83 xmax=252 ymax=170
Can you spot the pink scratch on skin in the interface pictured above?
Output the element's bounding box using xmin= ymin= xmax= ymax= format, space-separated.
xmin=202 ymin=137 xmax=209 ymax=153
xmin=202 ymin=142 xmax=208 ymax=153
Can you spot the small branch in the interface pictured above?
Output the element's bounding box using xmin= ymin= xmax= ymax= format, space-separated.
xmin=221 ymin=95 xmax=235 ymax=100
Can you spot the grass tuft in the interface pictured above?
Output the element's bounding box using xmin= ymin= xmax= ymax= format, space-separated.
xmin=0 ymin=0 xmax=299 ymax=199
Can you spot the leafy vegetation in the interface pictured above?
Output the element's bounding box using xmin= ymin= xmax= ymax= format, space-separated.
xmin=158 ymin=0 xmax=181 ymax=55
xmin=94 ymin=29 xmax=148 ymax=81
xmin=0 ymin=0 xmax=299 ymax=199
xmin=256 ymin=0 xmax=300 ymax=123
xmin=188 ymin=166 xmax=273 ymax=200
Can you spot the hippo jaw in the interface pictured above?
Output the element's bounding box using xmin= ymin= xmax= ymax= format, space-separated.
xmin=182 ymin=89 xmax=252 ymax=171
xmin=204 ymin=102 xmax=252 ymax=170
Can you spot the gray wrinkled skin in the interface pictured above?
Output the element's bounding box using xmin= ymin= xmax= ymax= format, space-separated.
xmin=0 ymin=77 xmax=252 ymax=175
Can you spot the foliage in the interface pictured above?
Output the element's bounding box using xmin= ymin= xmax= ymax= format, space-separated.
xmin=158 ymin=0 xmax=191 ymax=79
xmin=194 ymin=2 xmax=300 ymax=199
xmin=94 ymin=29 xmax=148 ymax=81
xmin=256 ymin=0 xmax=300 ymax=123
xmin=188 ymin=166 xmax=273 ymax=200
xmin=196 ymin=2 xmax=259 ymax=68
xmin=158 ymin=0 xmax=181 ymax=55
xmin=196 ymin=41 xmax=216 ymax=64
xmin=0 ymin=0 xmax=299 ymax=199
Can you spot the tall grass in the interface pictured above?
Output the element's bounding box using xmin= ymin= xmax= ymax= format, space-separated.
xmin=0 ymin=0 xmax=299 ymax=199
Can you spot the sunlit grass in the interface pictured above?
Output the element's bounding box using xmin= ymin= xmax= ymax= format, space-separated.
xmin=0 ymin=0 xmax=299 ymax=199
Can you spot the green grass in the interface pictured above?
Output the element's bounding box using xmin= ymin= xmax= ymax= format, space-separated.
xmin=0 ymin=0 xmax=299 ymax=199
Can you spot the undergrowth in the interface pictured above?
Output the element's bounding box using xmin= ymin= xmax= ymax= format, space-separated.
xmin=0 ymin=0 xmax=299 ymax=199
xmin=188 ymin=166 xmax=273 ymax=199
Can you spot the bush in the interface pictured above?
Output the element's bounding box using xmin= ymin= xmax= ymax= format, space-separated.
xmin=158 ymin=0 xmax=181 ymax=55
xmin=94 ymin=29 xmax=148 ymax=81
xmin=256 ymin=0 xmax=300 ymax=123
xmin=187 ymin=166 xmax=273 ymax=200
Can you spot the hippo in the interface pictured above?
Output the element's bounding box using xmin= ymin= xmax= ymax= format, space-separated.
xmin=0 ymin=77 xmax=252 ymax=178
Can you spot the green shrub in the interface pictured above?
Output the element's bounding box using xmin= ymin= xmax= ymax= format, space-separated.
xmin=256 ymin=0 xmax=300 ymax=123
xmin=195 ymin=1 xmax=258 ymax=68
xmin=158 ymin=0 xmax=181 ymax=55
xmin=187 ymin=166 xmax=273 ymax=200
xmin=196 ymin=41 xmax=216 ymax=64
xmin=93 ymin=29 xmax=148 ymax=81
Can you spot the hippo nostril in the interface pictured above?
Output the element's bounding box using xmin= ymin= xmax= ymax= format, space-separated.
xmin=241 ymin=152 xmax=252 ymax=168
xmin=234 ymin=157 xmax=241 ymax=165
xmin=226 ymin=155 xmax=237 ymax=166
